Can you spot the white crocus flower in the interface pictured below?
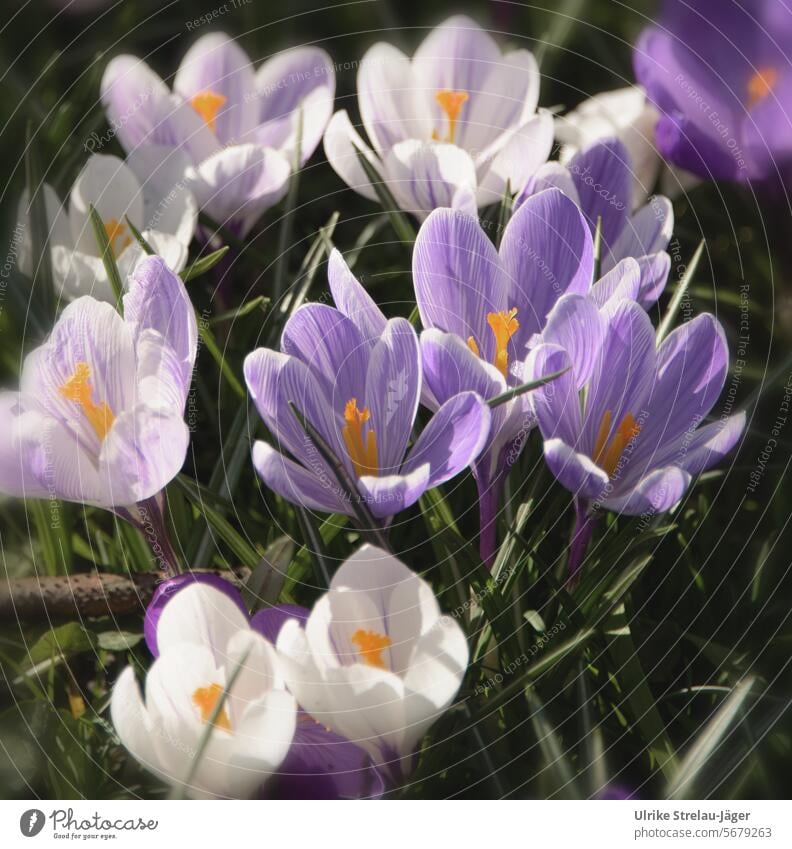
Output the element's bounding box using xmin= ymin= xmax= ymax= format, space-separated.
xmin=17 ymin=153 xmax=196 ymax=303
xmin=324 ymin=15 xmax=552 ymax=218
xmin=111 ymin=583 xmax=297 ymax=799
xmin=276 ymin=544 xmax=469 ymax=782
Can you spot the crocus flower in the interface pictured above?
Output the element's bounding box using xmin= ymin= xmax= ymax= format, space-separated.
xmin=526 ymin=300 xmax=745 ymax=576
xmin=518 ymin=138 xmax=673 ymax=309
xmin=101 ymin=33 xmax=335 ymax=235
xmin=554 ymin=87 xmax=662 ymax=208
xmin=111 ymin=582 xmax=297 ymax=799
xmin=243 ymin=297 xmax=491 ymax=520
xmin=276 ymin=544 xmax=469 ymax=783
xmin=634 ymin=0 xmax=792 ymax=185
xmin=17 ymin=153 xmax=196 ymax=302
xmin=144 ymin=575 xmax=383 ymax=799
xmin=0 ymin=256 xmax=197 ymax=517
xmin=324 ymin=14 xmax=552 ymax=218
xmin=411 ymin=187 xmax=604 ymax=564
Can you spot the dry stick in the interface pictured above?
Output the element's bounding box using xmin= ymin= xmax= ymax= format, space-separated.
xmin=0 ymin=569 xmax=250 ymax=621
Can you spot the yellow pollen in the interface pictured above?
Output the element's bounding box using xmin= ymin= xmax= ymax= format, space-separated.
xmin=192 ymin=683 xmax=232 ymax=731
xmin=747 ymin=67 xmax=778 ymax=108
xmin=342 ymin=398 xmax=379 ymax=478
xmin=592 ymin=410 xmax=641 ymax=478
xmin=487 ymin=308 xmax=520 ymax=377
xmin=103 ymin=218 xmax=132 ymax=256
xmin=351 ymin=629 xmax=392 ymax=669
xmin=190 ymin=89 xmax=228 ymax=132
xmin=58 ymin=363 xmax=115 ymax=441
xmin=467 ymin=336 xmax=480 ymax=357
xmin=434 ymin=89 xmax=469 ymax=144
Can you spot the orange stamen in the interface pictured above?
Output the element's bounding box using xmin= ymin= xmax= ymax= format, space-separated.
xmin=342 ymin=398 xmax=379 ymax=478
xmin=103 ymin=218 xmax=132 ymax=256
xmin=190 ymin=89 xmax=227 ymax=132
xmin=592 ymin=410 xmax=641 ymax=478
xmin=351 ymin=629 xmax=392 ymax=669
xmin=58 ymin=363 xmax=115 ymax=441
xmin=192 ymin=683 xmax=232 ymax=732
xmin=487 ymin=308 xmax=520 ymax=377
xmin=747 ymin=67 xmax=778 ymax=108
xmin=467 ymin=336 xmax=480 ymax=357
xmin=435 ymin=90 xmax=469 ymax=144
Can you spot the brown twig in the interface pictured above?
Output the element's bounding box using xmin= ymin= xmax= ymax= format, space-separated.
xmin=0 ymin=569 xmax=250 ymax=622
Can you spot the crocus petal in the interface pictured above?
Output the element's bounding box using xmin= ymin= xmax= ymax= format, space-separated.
xmin=99 ymin=404 xmax=189 ymax=505
xmin=539 ymin=293 xmax=608 ymax=387
xmin=588 ymin=257 xmax=643 ymax=308
xmin=581 ymin=301 xmax=656 ymax=453
xmin=144 ymin=573 xmax=249 ymax=657
xmin=526 ymin=344 xmax=582 ymax=445
xmin=634 ymin=252 xmax=672 ymax=309
xmin=412 ymin=14 xmax=501 ymax=150
xmin=606 ymin=195 xmax=673 ymax=267
xmin=602 ymin=465 xmax=691 ymax=515
xmin=659 ymin=412 xmax=745 ymax=477
xmin=543 ymin=437 xmax=610 ymax=501
xmin=477 ymin=111 xmax=554 ymax=204
xmin=382 ymin=140 xmax=477 ymax=218
xmin=413 ymin=207 xmax=505 ymax=349
xmin=357 ymin=465 xmax=431 ymax=519
xmin=281 ymin=304 xmax=369 ymax=408
xmin=255 ymin=47 xmax=335 ymax=164
xmin=185 ymin=143 xmax=291 ymax=235
xmin=358 ymin=42 xmax=431 ymax=155
xmin=115 ymin=229 xmax=188 ymax=279
xmin=402 ymin=390 xmax=491 ymax=487
xmin=515 ymin=161 xmax=580 ymax=210
xmin=110 ymin=667 xmax=163 ymax=779
xmin=251 ymin=441 xmax=350 ymax=516
xmin=420 ymin=328 xmax=505 ymax=407
xmin=323 ymin=110 xmax=380 ymax=202
xmin=327 ymin=249 xmax=387 ymax=342
xmin=68 ymin=154 xmax=145 ymax=256
xmin=16 ymin=185 xmax=71 ymax=278
xmin=155 ymin=581 xmax=250 ymax=659
xmin=174 ymin=32 xmax=258 ymax=145
xmin=124 ymin=255 xmax=198 ymax=378
xmin=365 ymin=318 xmax=421 ymax=476
xmin=500 ymin=187 xmax=594 ymax=339
xmin=251 ymin=604 xmax=310 ymax=644
xmin=100 ymin=56 xmax=171 ymax=153
xmin=567 ymin=138 xmax=631 ymax=251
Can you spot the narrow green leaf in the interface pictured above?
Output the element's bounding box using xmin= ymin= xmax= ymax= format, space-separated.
xmin=656 ymin=239 xmax=705 ymax=344
xmin=29 ymin=499 xmax=71 ymax=576
xmin=273 ymin=106 xmax=303 ymax=301
xmin=242 ymin=536 xmax=295 ymax=609
xmin=355 ymin=147 xmax=416 ymax=244
xmin=24 ymin=122 xmax=54 ymax=320
xmin=181 ymin=246 xmax=230 ymax=283
xmin=196 ymin=313 xmax=245 ymax=398
xmin=88 ymin=203 xmax=124 ymax=309
xmin=124 ymin=216 xmax=155 ymax=255
xmin=488 ymin=368 xmax=568 ymax=408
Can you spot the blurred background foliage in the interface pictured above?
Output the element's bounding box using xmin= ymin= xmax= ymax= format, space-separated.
xmin=1 ymin=0 xmax=791 ymax=800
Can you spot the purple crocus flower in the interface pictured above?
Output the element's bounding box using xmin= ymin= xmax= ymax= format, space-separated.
xmin=634 ymin=0 xmax=792 ymax=185
xmin=145 ymin=574 xmax=383 ymax=799
xmin=324 ymin=15 xmax=552 ymax=218
xmin=101 ymin=33 xmax=335 ymax=235
xmin=526 ymin=300 xmax=745 ymax=576
xmin=518 ymin=138 xmax=673 ymax=309
xmin=411 ymin=187 xmax=604 ymax=564
xmin=0 ymin=256 xmax=196 ymax=521
xmin=243 ymin=298 xmax=491 ymax=520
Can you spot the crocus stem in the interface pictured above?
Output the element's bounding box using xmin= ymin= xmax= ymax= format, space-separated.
xmin=130 ymin=495 xmax=182 ymax=578
xmin=476 ymin=471 xmax=504 ymax=569
xmin=567 ymin=499 xmax=597 ymax=582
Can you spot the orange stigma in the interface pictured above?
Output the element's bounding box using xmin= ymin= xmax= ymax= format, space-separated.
xmin=433 ymin=89 xmax=469 ymax=144
xmin=351 ymin=629 xmax=392 ymax=669
xmin=58 ymin=363 xmax=115 ymax=441
xmin=190 ymin=89 xmax=227 ymax=132
xmin=103 ymin=218 xmax=132 ymax=256
xmin=487 ymin=308 xmax=520 ymax=377
xmin=342 ymin=399 xmax=379 ymax=478
xmin=191 ymin=683 xmax=232 ymax=732
xmin=747 ymin=67 xmax=778 ymax=108
xmin=592 ymin=410 xmax=641 ymax=478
